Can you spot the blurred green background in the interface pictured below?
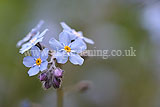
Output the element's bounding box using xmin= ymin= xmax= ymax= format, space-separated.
xmin=0 ymin=0 xmax=160 ymax=107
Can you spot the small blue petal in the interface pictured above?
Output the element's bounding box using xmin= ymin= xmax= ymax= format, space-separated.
xmin=49 ymin=38 xmax=63 ymax=50
xmin=41 ymin=48 xmax=49 ymax=61
xmin=16 ymin=33 xmax=32 ymax=48
xmin=37 ymin=29 xmax=48 ymax=39
xmin=55 ymin=51 xmax=68 ymax=64
xmin=31 ymin=20 xmax=44 ymax=34
xmin=19 ymin=42 xmax=32 ymax=54
xmin=83 ymin=37 xmax=94 ymax=44
xmin=40 ymin=61 xmax=48 ymax=71
xmin=31 ymin=46 xmax=40 ymax=59
xmin=28 ymin=32 xmax=40 ymax=43
xmin=60 ymin=22 xmax=77 ymax=40
xmin=69 ymin=53 xmax=84 ymax=65
xmin=69 ymin=30 xmax=77 ymax=40
xmin=77 ymin=31 xmax=83 ymax=37
xmin=33 ymin=37 xmax=44 ymax=45
xmin=28 ymin=66 xmax=40 ymax=76
xmin=59 ymin=31 xmax=71 ymax=46
xmin=60 ymin=22 xmax=72 ymax=31
xmin=23 ymin=56 xmax=35 ymax=67
xmin=70 ymin=38 xmax=87 ymax=53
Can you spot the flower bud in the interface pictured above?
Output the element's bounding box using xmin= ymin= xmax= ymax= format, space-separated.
xmin=52 ymin=77 xmax=61 ymax=89
xmin=43 ymin=80 xmax=51 ymax=89
xmin=39 ymin=73 xmax=48 ymax=81
xmin=53 ymin=68 xmax=64 ymax=78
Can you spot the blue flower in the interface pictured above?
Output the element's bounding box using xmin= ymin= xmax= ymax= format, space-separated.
xmin=23 ymin=46 xmax=49 ymax=76
xmin=49 ymin=31 xmax=87 ymax=65
xmin=17 ymin=20 xmax=44 ymax=47
xmin=19 ymin=29 xmax=48 ymax=54
xmin=60 ymin=22 xmax=94 ymax=44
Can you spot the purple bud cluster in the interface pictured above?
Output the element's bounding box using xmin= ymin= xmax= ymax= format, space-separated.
xmin=39 ymin=68 xmax=64 ymax=89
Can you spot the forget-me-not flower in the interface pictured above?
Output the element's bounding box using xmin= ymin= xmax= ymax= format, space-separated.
xmin=17 ymin=20 xmax=44 ymax=47
xmin=60 ymin=22 xmax=94 ymax=44
xmin=23 ymin=46 xmax=49 ymax=76
xmin=19 ymin=29 xmax=48 ymax=54
xmin=49 ymin=31 xmax=87 ymax=65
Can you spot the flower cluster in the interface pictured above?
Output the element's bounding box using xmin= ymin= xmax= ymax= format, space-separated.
xmin=17 ymin=20 xmax=94 ymax=89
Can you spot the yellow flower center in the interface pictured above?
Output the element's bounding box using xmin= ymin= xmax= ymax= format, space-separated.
xmin=64 ymin=46 xmax=71 ymax=53
xmin=30 ymin=38 xmax=37 ymax=44
xmin=36 ymin=58 xmax=42 ymax=65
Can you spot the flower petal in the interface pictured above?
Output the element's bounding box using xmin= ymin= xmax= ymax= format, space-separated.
xmin=55 ymin=51 xmax=68 ymax=64
xmin=19 ymin=42 xmax=32 ymax=54
xmin=31 ymin=46 xmax=41 ymax=59
xmin=16 ymin=33 xmax=32 ymax=48
xmin=40 ymin=61 xmax=48 ymax=71
xmin=60 ymin=22 xmax=72 ymax=31
xmin=41 ymin=48 xmax=49 ymax=60
xmin=29 ymin=31 xmax=40 ymax=42
xmin=28 ymin=66 xmax=40 ymax=76
xmin=33 ymin=37 xmax=44 ymax=44
xmin=69 ymin=53 xmax=84 ymax=65
xmin=29 ymin=31 xmax=44 ymax=45
xmin=77 ymin=31 xmax=83 ymax=37
xmin=49 ymin=38 xmax=63 ymax=51
xmin=31 ymin=20 xmax=44 ymax=34
xmin=23 ymin=56 xmax=35 ymax=67
xmin=37 ymin=29 xmax=48 ymax=38
xmin=83 ymin=37 xmax=94 ymax=44
xmin=59 ymin=31 xmax=71 ymax=46
xmin=70 ymin=38 xmax=87 ymax=53
xmin=70 ymin=30 xmax=78 ymax=40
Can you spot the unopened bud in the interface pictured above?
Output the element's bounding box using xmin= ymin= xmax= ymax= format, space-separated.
xmin=52 ymin=77 xmax=61 ymax=89
xmin=39 ymin=73 xmax=48 ymax=81
xmin=43 ymin=80 xmax=51 ymax=89
xmin=53 ymin=68 xmax=64 ymax=78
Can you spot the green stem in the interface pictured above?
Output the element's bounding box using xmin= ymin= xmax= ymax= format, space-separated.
xmin=57 ymin=86 xmax=63 ymax=107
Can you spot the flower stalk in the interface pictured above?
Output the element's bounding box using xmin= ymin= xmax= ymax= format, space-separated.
xmin=57 ymin=86 xmax=63 ymax=107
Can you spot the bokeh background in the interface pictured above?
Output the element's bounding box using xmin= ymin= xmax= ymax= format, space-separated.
xmin=1 ymin=0 xmax=160 ymax=107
